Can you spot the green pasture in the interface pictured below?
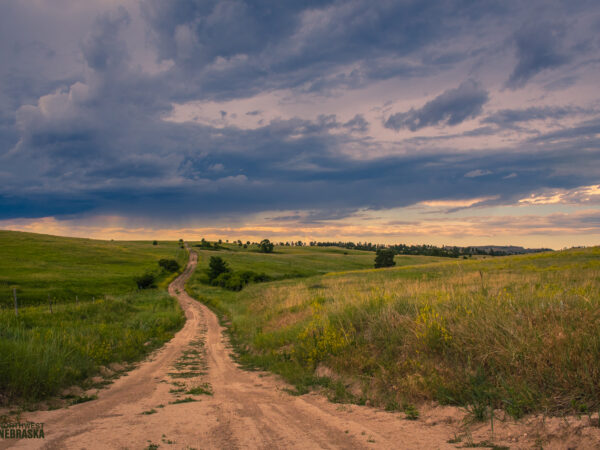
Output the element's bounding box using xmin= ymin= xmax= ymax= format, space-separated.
xmin=187 ymin=245 xmax=600 ymax=417
xmin=0 ymin=231 xmax=187 ymax=404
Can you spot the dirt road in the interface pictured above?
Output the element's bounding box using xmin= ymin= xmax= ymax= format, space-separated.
xmin=5 ymin=250 xmax=600 ymax=449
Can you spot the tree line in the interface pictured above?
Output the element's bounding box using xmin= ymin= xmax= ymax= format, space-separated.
xmin=192 ymin=237 xmax=550 ymax=259
xmin=309 ymin=241 xmax=542 ymax=258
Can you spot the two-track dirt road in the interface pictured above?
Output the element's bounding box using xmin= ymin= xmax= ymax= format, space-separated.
xmin=5 ymin=250 xmax=600 ymax=449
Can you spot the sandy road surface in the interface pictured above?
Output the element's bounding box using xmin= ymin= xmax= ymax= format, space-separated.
xmin=4 ymin=250 xmax=600 ymax=449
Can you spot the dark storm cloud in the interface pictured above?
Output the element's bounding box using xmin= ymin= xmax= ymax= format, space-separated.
xmin=3 ymin=107 xmax=599 ymax=222
xmin=506 ymin=21 xmax=570 ymax=89
xmin=140 ymin=0 xmax=512 ymax=100
xmin=526 ymin=118 xmax=600 ymax=143
xmin=343 ymin=115 xmax=369 ymax=133
xmin=81 ymin=7 xmax=131 ymax=72
xmin=384 ymin=80 xmax=489 ymax=131
xmin=1 ymin=0 xmax=600 ymax=225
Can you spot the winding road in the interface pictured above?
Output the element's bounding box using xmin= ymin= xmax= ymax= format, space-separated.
xmin=4 ymin=249 xmax=581 ymax=449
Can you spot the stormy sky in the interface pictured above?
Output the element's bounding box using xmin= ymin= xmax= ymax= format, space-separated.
xmin=1 ymin=0 xmax=599 ymax=247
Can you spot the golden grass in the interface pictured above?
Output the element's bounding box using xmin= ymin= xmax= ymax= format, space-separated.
xmin=204 ymin=247 xmax=600 ymax=417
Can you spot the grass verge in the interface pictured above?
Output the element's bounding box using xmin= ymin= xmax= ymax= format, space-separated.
xmin=186 ymin=246 xmax=600 ymax=417
xmin=0 ymin=231 xmax=188 ymax=405
xmin=0 ymin=290 xmax=184 ymax=403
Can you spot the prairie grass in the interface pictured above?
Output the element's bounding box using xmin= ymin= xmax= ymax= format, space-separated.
xmin=187 ymin=246 xmax=600 ymax=416
xmin=0 ymin=231 xmax=187 ymax=403
xmin=0 ymin=230 xmax=188 ymax=307
xmin=0 ymin=291 xmax=184 ymax=402
xmin=187 ymin=384 xmax=213 ymax=395
xmin=189 ymin=242 xmax=444 ymax=285
xmin=170 ymin=397 xmax=197 ymax=404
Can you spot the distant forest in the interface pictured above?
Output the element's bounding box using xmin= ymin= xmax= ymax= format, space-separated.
xmin=307 ymin=241 xmax=553 ymax=258
xmin=197 ymin=238 xmax=552 ymax=259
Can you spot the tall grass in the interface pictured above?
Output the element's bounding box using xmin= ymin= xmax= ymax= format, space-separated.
xmin=187 ymin=247 xmax=600 ymax=416
xmin=0 ymin=230 xmax=188 ymax=307
xmin=188 ymin=242 xmax=444 ymax=284
xmin=0 ymin=292 xmax=184 ymax=401
xmin=0 ymin=231 xmax=188 ymax=403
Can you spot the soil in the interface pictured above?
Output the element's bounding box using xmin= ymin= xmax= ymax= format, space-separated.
xmin=2 ymin=250 xmax=599 ymax=449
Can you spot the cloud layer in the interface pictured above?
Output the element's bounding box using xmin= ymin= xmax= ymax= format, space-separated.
xmin=1 ymin=0 xmax=599 ymax=245
xmin=384 ymin=80 xmax=489 ymax=131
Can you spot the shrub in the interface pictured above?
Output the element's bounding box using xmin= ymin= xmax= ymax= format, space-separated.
xmin=259 ymin=239 xmax=274 ymax=253
xmin=210 ymin=270 xmax=271 ymax=291
xmin=158 ymin=258 xmax=180 ymax=272
xmin=135 ymin=273 xmax=155 ymax=289
xmin=211 ymin=272 xmax=232 ymax=288
xmin=195 ymin=238 xmax=220 ymax=250
xmin=374 ymin=248 xmax=395 ymax=268
xmin=222 ymin=273 xmax=245 ymax=291
xmin=208 ymin=256 xmax=230 ymax=281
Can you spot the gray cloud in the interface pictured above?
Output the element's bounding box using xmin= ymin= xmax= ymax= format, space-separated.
xmin=81 ymin=7 xmax=131 ymax=72
xmin=4 ymin=102 xmax=599 ymax=222
xmin=482 ymin=106 xmax=587 ymax=128
xmin=384 ymin=80 xmax=489 ymax=131
xmin=506 ymin=21 xmax=570 ymax=89
xmin=1 ymin=0 xmax=600 ymax=227
xmin=139 ymin=1 xmax=519 ymax=101
xmin=343 ymin=114 xmax=369 ymax=133
xmin=526 ymin=118 xmax=600 ymax=143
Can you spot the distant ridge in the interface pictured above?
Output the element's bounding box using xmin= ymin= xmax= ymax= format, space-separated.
xmin=469 ymin=245 xmax=553 ymax=255
xmin=310 ymin=240 xmax=553 ymax=257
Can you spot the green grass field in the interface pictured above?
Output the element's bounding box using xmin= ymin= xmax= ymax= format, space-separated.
xmin=186 ymin=245 xmax=600 ymax=418
xmin=0 ymin=230 xmax=187 ymax=307
xmin=186 ymin=243 xmax=444 ymax=321
xmin=188 ymin=242 xmax=444 ymax=282
xmin=0 ymin=231 xmax=187 ymax=403
xmin=4 ymin=231 xmax=598 ymax=419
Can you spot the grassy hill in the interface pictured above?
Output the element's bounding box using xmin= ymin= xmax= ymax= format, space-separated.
xmin=186 ymin=243 xmax=444 ymax=327
xmin=0 ymin=230 xmax=187 ymax=307
xmin=0 ymin=231 xmax=187 ymax=404
xmin=186 ymin=246 xmax=600 ymax=418
xmin=4 ymin=231 xmax=597 ymax=418
xmin=188 ymin=241 xmax=445 ymax=281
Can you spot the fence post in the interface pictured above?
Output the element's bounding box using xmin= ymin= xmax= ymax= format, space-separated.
xmin=48 ymin=294 xmax=53 ymax=314
xmin=13 ymin=288 xmax=18 ymax=316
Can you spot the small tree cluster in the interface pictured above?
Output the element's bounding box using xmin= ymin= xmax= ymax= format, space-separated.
xmin=158 ymin=258 xmax=180 ymax=272
xmin=195 ymin=238 xmax=221 ymax=250
xmin=208 ymin=256 xmax=230 ymax=280
xmin=374 ymin=248 xmax=396 ymax=268
xmin=259 ymin=239 xmax=274 ymax=253
xmin=135 ymin=272 xmax=155 ymax=289
xmin=206 ymin=256 xmax=270 ymax=291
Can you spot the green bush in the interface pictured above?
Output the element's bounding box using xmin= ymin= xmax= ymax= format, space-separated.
xmin=158 ymin=259 xmax=180 ymax=272
xmin=135 ymin=273 xmax=155 ymax=289
xmin=259 ymin=239 xmax=274 ymax=253
xmin=210 ymin=270 xmax=271 ymax=291
xmin=374 ymin=248 xmax=395 ymax=268
xmin=208 ymin=256 xmax=230 ymax=281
